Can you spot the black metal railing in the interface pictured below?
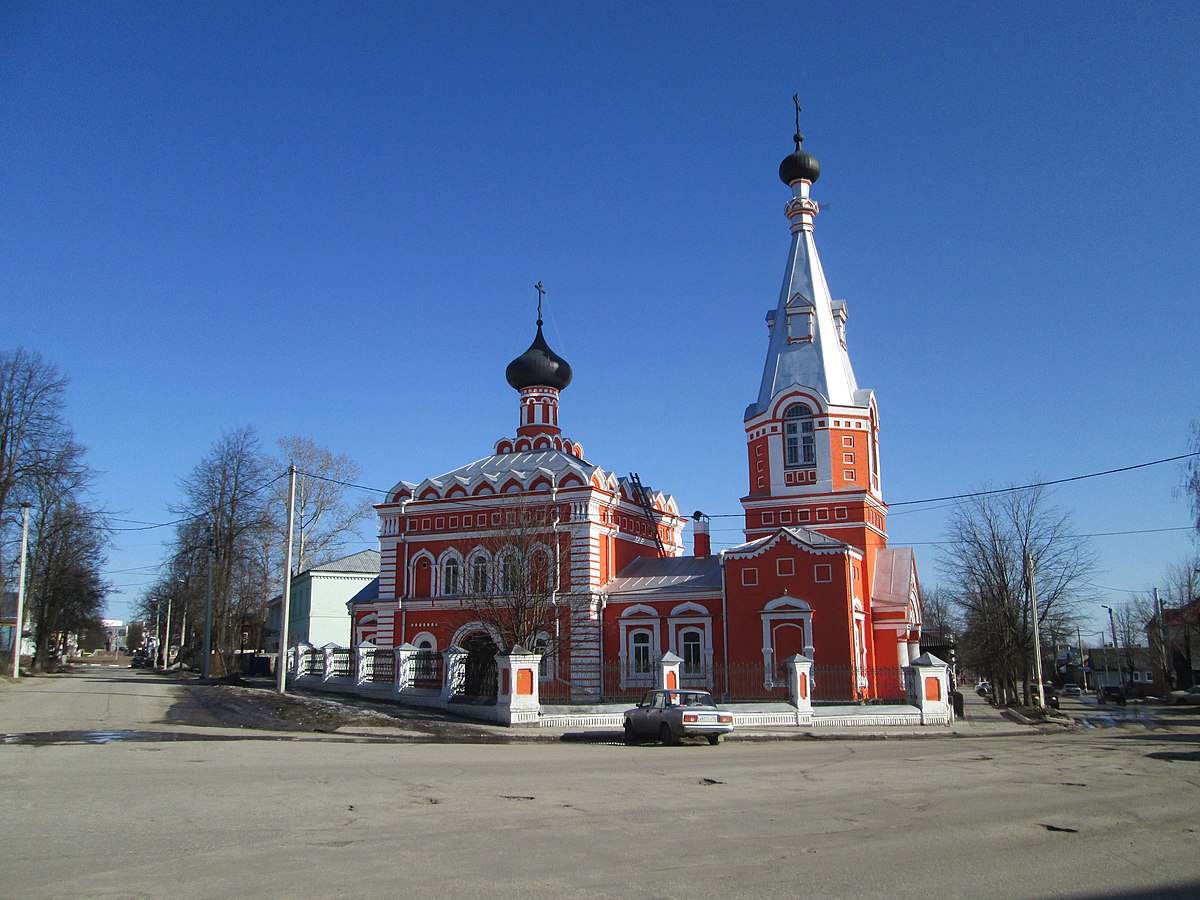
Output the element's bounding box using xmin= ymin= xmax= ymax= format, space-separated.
xmin=411 ymin=651 xmax=442 ymax=687
xmin=329 ymin=648 xmax=353 ymax=677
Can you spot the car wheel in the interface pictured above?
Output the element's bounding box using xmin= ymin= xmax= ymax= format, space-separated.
xmin=623 ymin=721 xmax=638 ymax=745
xmin=659 ymin=723 xmax=676 ymax=746
xmin=706 ymin=734 xmax=721 ymax=746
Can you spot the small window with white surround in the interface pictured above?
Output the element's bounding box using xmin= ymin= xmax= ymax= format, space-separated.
xmin=742 ymin=568 xmax=759 ymax=586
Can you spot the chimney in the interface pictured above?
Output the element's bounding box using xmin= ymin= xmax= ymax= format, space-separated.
xmin=692 ymin=512 xmax=710 ymax=558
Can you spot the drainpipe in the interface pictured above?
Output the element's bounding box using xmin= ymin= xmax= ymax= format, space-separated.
xmin=719 ymin=549 xmax=730 ymax=702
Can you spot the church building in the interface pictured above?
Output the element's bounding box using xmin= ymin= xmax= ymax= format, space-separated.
xmin=351 ymin=121 xmax=922 ymax=704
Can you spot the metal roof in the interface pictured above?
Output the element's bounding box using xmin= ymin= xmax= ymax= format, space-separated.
xmin=871 ymin=547 xmax=916 ymax=608
xmin=604 ymin=555 xmax=722 ymax=596
xmin=747 ymin=217 xmax=864 ymax=418
xmin=307 ymin=549 xmax=381 ymax=575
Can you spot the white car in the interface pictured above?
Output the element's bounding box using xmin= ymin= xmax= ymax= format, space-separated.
xmin=623 ymin=690 xmax=734 ymax=745
xmin=1166 ymin=685 xmax=1200 ymax=706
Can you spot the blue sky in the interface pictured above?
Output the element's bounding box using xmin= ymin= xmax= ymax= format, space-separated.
xmin=4 ymin=2 xmax=1199 ymax=642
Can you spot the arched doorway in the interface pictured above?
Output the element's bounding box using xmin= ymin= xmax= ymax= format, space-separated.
xmin=462 ymin=632 xmax=499 ymax=700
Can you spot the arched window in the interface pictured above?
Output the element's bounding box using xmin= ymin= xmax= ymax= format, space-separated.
xmin=680 ymin=629 xmax=703 ymax=676
xmin=534 ymin=632 xmax=552 ymax=679
xmin=471 ymin=557 xmax=489 ymax=593
xmin=631 ymin=631 xmax=652 ymax=675
xmin=784 ymin=404 xmax=815 ymax=468
xmin=442 ymin=558 xmax=460 ymax=595
xmin=530 ymin=550 xmax=551 ymax=595
xmin=499 ymin=550 xmax=520 ymax=593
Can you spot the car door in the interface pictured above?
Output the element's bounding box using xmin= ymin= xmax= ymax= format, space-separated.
xmin=630 ymin=691 xmax=660 ymax=735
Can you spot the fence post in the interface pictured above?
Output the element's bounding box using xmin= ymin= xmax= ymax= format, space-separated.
xmin=394 ymin=642 xmax=417 ymax=694
xmin=355 ymin=641 xmax=376 ymax=686
xmin=321 ymin=643 xmax=339 ymax=682
xmin=785 ymin=654 xmax=814 ymax=721
xmin=441 ymin=645 xmax=466 ymax=702
xmin=904 ymin=652 xmax=953 ymax=725
xmin=496 ymin=645 xmax=542 ymax=725
xmin=294 ymin=642 xmax=313 ymax=678
xmin=658 ymin=652 xmax=682 ymax=691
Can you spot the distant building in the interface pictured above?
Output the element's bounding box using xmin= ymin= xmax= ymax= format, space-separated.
xmin=1087 ymin=646 xmax=1162 ymax=695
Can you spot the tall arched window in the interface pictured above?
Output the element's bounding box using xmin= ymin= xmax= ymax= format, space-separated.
xmin=530 ymin=550 xmax=551 ymax=595
xmin=784 ymin=404 xmax=815 ymax=468
xmin=442 ymin=558 xmax=460 ymax=595
xmin=499 ymin=550 xmax=520 ymax=593
xmin=471 ymin=557 xmax=489 ymax=593
xmin=632 ymin=631 xmax=652 ymax=675
xmin=681 ymin=629 xmax=703 ymax=676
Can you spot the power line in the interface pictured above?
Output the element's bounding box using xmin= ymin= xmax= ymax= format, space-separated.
xmin=887 ymin=452 xmax=1199 ymax=508
xmin=109 ymin=471 xmax=289 ymax=532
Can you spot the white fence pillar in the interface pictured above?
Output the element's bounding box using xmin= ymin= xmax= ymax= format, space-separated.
xmin=394 ymin=642 xmax=417 ymax=693
xmin=785 ymin=654 xmax=814 ymax=714
xmin=496 ymin=646 xmax=542 ymax=725
xmin=658 ymin=651 xmax=682 ymax=691
xmin=355 ymin=641 xmax=376 ymax=686
xmin=441 ymin=645 xmax=466 ymax=702
xmin=904 ymin=652 xmax=953 ymax=725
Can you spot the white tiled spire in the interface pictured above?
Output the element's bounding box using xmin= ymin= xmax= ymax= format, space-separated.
xmin=747 ymin=164 xmax=860 ymax=419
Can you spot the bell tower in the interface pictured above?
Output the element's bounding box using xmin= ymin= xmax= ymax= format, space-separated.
xmin=741 ymin=104 xmax=887 ymax=568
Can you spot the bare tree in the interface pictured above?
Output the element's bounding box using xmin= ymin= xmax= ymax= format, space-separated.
xmin=940 ymin=486 xmax=1095 ymax=706
xmin=0 ymin=349 xmax=78 ymax=597
xmin=918 ymin=583 xmax=961 ymax=644
xmin=271 ymin=435 xmax=372 ymax=574
xmin=170 ymin=426 xmax=276 ymax=674
xmin=1183 ymin=420 xmax=1200 ymax=535
xmin=25 ymin=497 xmax=109 ymax=670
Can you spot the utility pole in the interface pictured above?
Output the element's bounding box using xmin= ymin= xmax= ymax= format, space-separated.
xmin=11 ymin=502 xmax=31 ymax=679
xmin=277 ymin=465 xmax=298 ymax=695
xmin=162 ymin=595 xmax=173 ymax=669
xmin=203 ymin=529 xmax=214 ymax=680
xmin=1102 ymin=604 xmax=1120 ymax=689
xmin=152 ymin=599 xmax=162 ymax=668
xmin=1026 ymin=553 xmax=1045 ymax=709
xmin=1154 ymin=588 xmax=1171 ymax=691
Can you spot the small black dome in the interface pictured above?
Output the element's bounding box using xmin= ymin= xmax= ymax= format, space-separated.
xmin=505 ymin=323 xmax=573 ymax=391
xmin=779 ymin=131 xmax=821 ymax=185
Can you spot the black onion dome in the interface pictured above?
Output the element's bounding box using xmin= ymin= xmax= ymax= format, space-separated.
xmin=505 ymin=323 xmax=573 ymax=391
xmin=779 ymin=131 xmax=821 ymax=185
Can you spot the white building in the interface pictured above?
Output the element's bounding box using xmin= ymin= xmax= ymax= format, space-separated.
xmin=268 ymin=550 xmax=380 ymax=651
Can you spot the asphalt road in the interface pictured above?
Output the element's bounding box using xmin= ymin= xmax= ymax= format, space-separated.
xmin=2 ymin=669 xmax=1199 ymax=899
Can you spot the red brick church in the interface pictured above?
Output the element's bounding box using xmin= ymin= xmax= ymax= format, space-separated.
xmin=351 ymin=122 xmax=922 ymax=703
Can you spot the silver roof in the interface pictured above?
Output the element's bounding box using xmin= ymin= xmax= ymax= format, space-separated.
xmin=347 ymin=577 xmax=381 ymax=606
xmin=604 ymin=555 xmax=722 ymax=596
xmin=871 ymin=547 xmax=916 ymax=608
xmin=747 ymin=220 xmax=862 ymax=418
xmin=423 ymin=450 xmax=599 ymax=489
xmin=307 ymin=549 xmax=381 ymax=575
xmin=725 ymin=526 xmax=850 ymax=555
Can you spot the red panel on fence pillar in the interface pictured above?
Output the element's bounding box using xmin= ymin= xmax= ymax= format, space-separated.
xmin=516 ymin=668 xmax=533 ymax=696
xmin=502 ymin=669 xmax=510 ymax=695
xmin=667 ymin=671 xmax=677 ymax=689
xmin=924 ymin=676 xmax=940 ymax=702
xmin=799 ymin=673 xmax=808 ymax=699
